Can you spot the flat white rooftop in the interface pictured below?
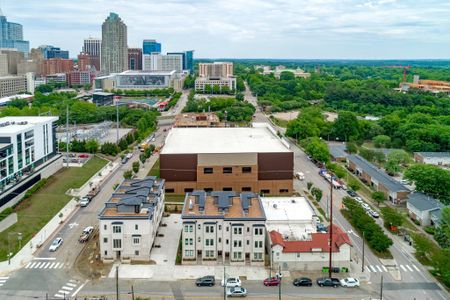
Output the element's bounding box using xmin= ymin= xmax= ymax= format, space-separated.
xmin=262 ymin=197 xmax=317 ymax=240
xmin=0 ymin=116 xmax=58 ymax=134
xmin=162 ymin=124 xmax=290 ymax=154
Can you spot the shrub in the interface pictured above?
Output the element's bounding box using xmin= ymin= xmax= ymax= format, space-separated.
xmin=424 ymin=226 xmax=435 ymax=235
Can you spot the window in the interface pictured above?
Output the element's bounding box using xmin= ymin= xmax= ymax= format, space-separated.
xmin=112 ymin=225 xmax=121 ymax=233
xmin=204 ymin=188 xmax=213 ymax=192
xmin=104 ymin=224 xmax=107 ymax=230
xmin=247 ymin=227 xmax=250 ymax=233
xmin=189 ymin=238 xmax=193 ymax=245
xmin=104 ymin=251 xmax=108 ymax=256
xmin=242 ymin=167 xmax=252 ymax=173
xmin=135 ymin=224 xmax=139 ymax=230
xmin=205 ymin=225 xmax=214 ymax=233
xmin=132 ymin=237 xmax=140 ymax=245
xmin=279 ymin=189 xmax=289 ymax=193
xmin=254 ymin=241 xmax=263 ymax=248
xmin=184 ymin=188 xmax=194 ymax=193
xmin=242 ymin=187 xmax=252 ymax=192
xmin=226 ymin=226 xmax=229 ymax=232
xmin=254 ymin=252 xmax=263 ymax=260
xmin=233 ymin=227 xmax=243 ymax=235
xmin=198 ymin=237 xmax=201 ymax=243
xmin=166 ymin=188 xmax=175 ymax=193
xmin=226 ymin=239 xmax=229 ymax=245
xmin=218 ymin=225 xmax=222 ymax=230
xmin=223 ymin=167 xmax=232 ymax=174
xmin=185 ymin=239 xmax=189 ymax=246
xmin=198 ymin=224 xmax=201 ymax=230
xmin=189 ymin=225 xmax=193 ymax=232
xmin=185 ymin=250 xmax=194 ymax=257
xmin=296 ymin=253 xmax=301 ymax=258
xmin=103 ymin=238 xmax=108 ymax=243
xmin=260 ymin=189 xmax=270 ymax=194
xmin=218 ymin=238 xmax=221 ymax=243
xmin=203 ymin=168 xmax=213 ymax=174
xmin=184 ymin=226 xmax=189 ymax=232
xmin=233 ymin=252 xmax=242 ymax=260
xmin=135 ymin=250 xmax=140 ymax=256
xmin=223 ymin=187 xmax=232 ymax=191
xmin=205 ymin=239 xmax=214 ymax=246
xmin=247 ymin=240 xmax=249 ymax=245
xmin=233 ymin=240 xmax=242 ymax=247
xmin=112 ymin=239 xmax=122 ymax=249
xmin=205 ymin=250 xmax=214 ymax=258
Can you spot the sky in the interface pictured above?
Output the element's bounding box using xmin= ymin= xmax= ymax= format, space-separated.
xmin=2 ymin=0 xmax=450 ymax=59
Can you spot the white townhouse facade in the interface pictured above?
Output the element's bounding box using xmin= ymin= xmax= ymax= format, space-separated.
xmin=181 ymin=191 xmax=266 ymax=265
xmin=98 ymin=177 xmax=165 ymax=262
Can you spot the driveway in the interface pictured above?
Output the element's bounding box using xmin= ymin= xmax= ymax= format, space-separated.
xmin=150 ymin=213 xmax=182 ymax=265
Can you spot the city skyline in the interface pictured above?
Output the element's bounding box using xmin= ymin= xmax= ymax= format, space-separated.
xmin=1 ymin=0 xmax=450 ymax=59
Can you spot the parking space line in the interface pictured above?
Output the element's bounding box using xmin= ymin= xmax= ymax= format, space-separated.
xmin=370 ymin=265 xmax=377 ymax=272
xmin=413 ymin=264 xmax=420 ymax=272
xmin=400 ymin=265 xmax=407 ymax=272
xmin=406 ymin=265 xmax=413 ymax=272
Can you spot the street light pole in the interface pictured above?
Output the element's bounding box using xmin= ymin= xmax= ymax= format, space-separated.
xmin=278 ymin=265 xmax=282 ymax=300
xmin=116 ymin=102 xmax=120 ymax=145
xmin=223 ymin=265 xmax=227 ymax=300
xmin=328 ymin=173 xmax=333 ymax=278
xmin=270 ymin=250 xmax=274 ymax=278
xmin=380 ymin=275 xmax=383 ymax=300
xmin=362 ymin=231 xmax=365 ymax=272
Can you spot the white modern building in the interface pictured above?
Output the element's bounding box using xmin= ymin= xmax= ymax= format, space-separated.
xmin=83 ymin=37 xmax=101 ymax=57
xmin=94 ymin=70 xmax=179 ymax=91
xmin=143 ymin=53 xmax=183 ymax=72
xmin=181 ymin=191 xmax=266 ymax=265
xmin=0 ymin=116 xmax=58 ymax=190
xmin=262 ymin=197 xmax=352 ymax=271
xmin=98 ymin=177 xmax=165 ymax=262
xmin=0 ymin=73 xmax=34 ymax=97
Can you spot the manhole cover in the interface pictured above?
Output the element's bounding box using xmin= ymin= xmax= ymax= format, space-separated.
xmin=164 ymin=259 xmax=168 ymax=262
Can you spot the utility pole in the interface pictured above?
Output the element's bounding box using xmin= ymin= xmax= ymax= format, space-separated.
xmin=278 ymin=265 xmax=282 ymax=300
xmin=66 ymin=105 xmax=69 ymax=168
xmin=116 ymin=265 xmax=119 ymax=300
xmin=223 ymin=265 xmax=226 ymax=300
xmin=131 ymin=285 xmax=135 ymax=300
xmin=362 ymin=231 xmax=365 ymax=272
xmin=328 ymin=172 xmax=334 ymax=278
xmin=380 ymin=275 xmax=383 ymax=300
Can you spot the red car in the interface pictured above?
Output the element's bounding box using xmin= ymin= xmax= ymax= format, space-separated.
xmin=263 ymin=277 xmax=281 ymax=286
xmin=78 ymin=154 xmax=89 ymax=158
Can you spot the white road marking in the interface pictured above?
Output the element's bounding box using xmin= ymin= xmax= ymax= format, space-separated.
xmin=0 ymin=280 xmax=6 ymax=283
xmin=28 ymin=262 xmax=37 ymax=268
xmin=54 ymin=262 xmax=61 ymax=269
xmin=49 ymin=262 xmax=56 ymax=268
xmin=71 ymin=281 xmax=87 ymax=297
xmin=413 ymin=264 xmax=420 ymax=272
xmin=33 ymin=262 xmax=42 ymax=268
xmin=69 ymin=279 xmax=77 ymax=283
xmin=376 ymin=265 xmax=382 ymax=272
xmin=366 ymin=266 xmax=371 ymax=272
xmin=400 ymin=265 xmax=407 ymax=272
xmin=43 ymin=262 xmax=51 ymax=269
xmin=370 ymin=265 xmax=377 ymax=272
xmin=0 ymin=277 xmax=9 ymax=280
xmin=24 ymin=262 xmax=32 ymax=268
xmin=58 ymin=263 xmax=64 ymax=269
xmin=54 ymin=294 xmax=64 ymax=299
xmin=62 ymin=286 xmax=74 ymax=291
xmin=34 ymin=257 xmax=56 ymax=261
xmin=406 ymin=265 xmax=413 ymax=272
xmin=382 ymin=265 xmax=388 ymax=272
xmin=66 ymin=282 xmax=77 ymax=287
xmin=57 ymin=290 xmax=70 ymax=295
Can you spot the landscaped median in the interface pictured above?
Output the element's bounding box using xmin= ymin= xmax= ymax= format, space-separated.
xmin=0 ymin=156 xmax=107 ymax=261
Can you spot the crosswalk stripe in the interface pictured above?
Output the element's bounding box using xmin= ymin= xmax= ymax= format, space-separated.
xmin=34 ymin=262 xmax=42 ymax=268
xmin=406 ymin=265 xmax=413 ymax=272
xmin=54 ymin=262 xmax=61 ymax=269
xmin=25 ymin=262 xmax=32 ymax=268
xmin=400 ymin=265 xmax=407 ymax=272
xmin=0 ymin=280 xmax=6 ymax=283
xmin=0 ymin=284 xmax=3 ymax=287
xmin=49 ymin=262 xmax=56 ymax=268
xmin=382 ymin=265 xmax=388 ymax=272
xmin=43 ymin=262 xmax=51 ymax=269
xmin=0 ymin=277 xmax=8 ymax=280
xmin=69 ymin=279 xmax=77 ymax=283
xmin=376 ymin=265 xmax=382 ymax=272
xmin=413 ymin=264 xmax=420 ymax=272
xmin=66 ymin=283 xmax=77 ymax=287
xmin=62 ymin=286 xmax=74 ymax=291
xmin=58 ymin=263 xmax=64 ymax=269
xmin=370 ymin=265 xmax=377 ymax=272
xmin=54 ymin=294 xmax=64 ymax=298
xmin=58 ymin=290 xmax=70 ymax=295
xmin=366 ymin=266 xmax=371 ymax=272
xmin=28 ymin=262 xmax=37 ymax=268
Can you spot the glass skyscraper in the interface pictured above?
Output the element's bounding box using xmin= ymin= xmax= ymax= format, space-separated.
xmin=0 ymin=10 xmax=29 ymax=56
xmin=143 ymin=39 xmax=161 ymax=55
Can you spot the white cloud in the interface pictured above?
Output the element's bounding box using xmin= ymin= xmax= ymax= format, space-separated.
xmin=1 ymin=0 xmax=449 ymax=58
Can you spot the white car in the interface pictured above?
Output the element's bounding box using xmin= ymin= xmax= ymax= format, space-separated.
xmin=49 ymin=237 xmax=63 ymax=252
xmin=369 ymin=210 xmax=380 ymax=218
xmin=79 ymin=197 xmax=90 ymax=207
xmin=340 ymin=277 xmax=360 ymax=287
xmin=226 ymin=286 xmax=247 ymax=297
xmin=361 ymin=203 xmax=371 ymax=211
xmin=354 ymin=197 xmax=363 ymax=204
xmin=295 ymin=172 xmax=305 ymax=180
xmin=221 ymin=277 xmax=242 ymax=288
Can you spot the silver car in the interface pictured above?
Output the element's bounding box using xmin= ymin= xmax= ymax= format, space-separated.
xmin=226 ymin=286 xmax=247 ymax=297
xmin=49 ymin=237 xmax=63 ymax=252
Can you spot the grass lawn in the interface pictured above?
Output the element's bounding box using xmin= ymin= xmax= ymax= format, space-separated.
xmin=0 ymin=156 xmax=107 ymax=261
xmin=147 ymin=158 xmax=160 ymax=178
xmin=165 ymin=194 xmax=185 ymax=202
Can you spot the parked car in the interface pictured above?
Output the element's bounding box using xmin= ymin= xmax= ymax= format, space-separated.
xmin=316 ymin=224 xmax=328 ymax=233
xmin=361 ymin=203 xmax=371 ymax=211
xmin=295 ymin=172 xmax=305 ymax=180
xmin=354 ymin=197 xmax=363 ymax=204
xmin=226 ymin=286 xmax=247 ymax=297
xmin=49 ymin=237 xmax=63 ymax=252
xmin=79 ymin=197 xmax=90 ymax=207
xmin=221 ymin=277 xmax=241 ymax=288
xmin=347 ymin=190 xmax=357 ymax=197
xmin=340 ymin=277 xmax=360 ymax=287
xmin=369 ymin=210 xmax=380 ymax=218
xmin=316 ymin=277 xmax=340 ymax=287
xmin=78 ymin=226 xmax=94 ymax=243
xmin=195 ymin=275 xmax=215 ymax=287
xmin=263 ymin=277 xmax=281 ymax=286
xmin=293 ymin=277 xmax=312 ymax=287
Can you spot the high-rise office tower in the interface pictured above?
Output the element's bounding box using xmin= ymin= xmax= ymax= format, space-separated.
xmin=0 ymin=7 xmax=29 ymax=56
xmin=83 ymin=37 xmax=101 ymax=57
xmin=101 ymin=13 xmax=127 ymax=74
xmin=38 ymin=45 xmax=69 ymax=59
xmin=128 ymin=48 xmax=142 ymax=70
xmin=142 ymin=39 xmax=161 ymax=55
xmin=167 ymin=50 xmax=194 ymax=74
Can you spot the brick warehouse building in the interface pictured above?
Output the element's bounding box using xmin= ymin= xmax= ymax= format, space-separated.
xmin=160 ymin=123 xmax=293 ymax=195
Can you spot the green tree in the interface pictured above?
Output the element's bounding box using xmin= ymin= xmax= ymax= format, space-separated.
xmin=434 ymin=207 xmax=450 ymax=248
xmin=311 ymin=187 xmax=323 ymax=202
xmin=372 ymin=191 xmax=385 ymax=207
xmin=307 ymin=182 xmax=313 ymax=190
xmin=346 ymin=142 xmax=358 ymax=154
xmin=332 ymin=111 xmax=360 ymax=141
xmin=432 ymin=249 xmax=450 ymax=287
xmin=139 ymin=154 xmax=147 ymax=164
xmin=348 ymin=178 xmax=361 ymax=191
xmin=302 ymin=137 xmax=330 ymax=163
xmin=381 ymin=207 xmax=405 ymax=229
xmin=404 ymin=164 xmax=450 ymax=204
xmin=101 ymin=142 xmax=120 ymax=156
xmin=123 ymin=170 xmax=133 ymax=179
xmin=132 ymin=161 xmax=140 ymax=174
xmin=85 ymin=140 xmax=99 ymax=153
xmin=412 ymin=233 xmax=435 ymax=262
xmin=373 ymin=135 xmax=391 ymax=148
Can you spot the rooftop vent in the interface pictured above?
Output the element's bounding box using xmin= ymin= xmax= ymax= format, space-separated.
xmin=273 ymin=203 xmax=278 ymax=209
xmin=189 ymin=199 xmax=194 ymax=210
xmin=291 ymin=199 xmax=296 ymax=203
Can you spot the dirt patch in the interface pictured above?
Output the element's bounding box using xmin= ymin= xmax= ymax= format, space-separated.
xmin=272 ymin=110 xmax=299 ymax=121
xmin=74 ymin=229 xmax=113 ymax=280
